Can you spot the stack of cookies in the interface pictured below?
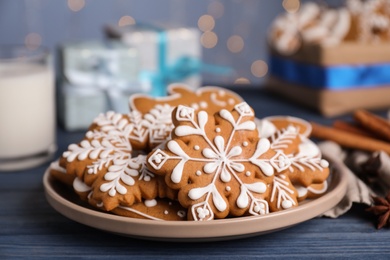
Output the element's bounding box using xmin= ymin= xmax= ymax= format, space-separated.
xmin=50 ymin=84 xmax=330 ymax=221
xmin=269 ymin=0 xmax=390 ymax=56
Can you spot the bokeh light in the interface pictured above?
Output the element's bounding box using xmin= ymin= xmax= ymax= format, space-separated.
xmin=24 ymin=33 xmax=42 ymax=50
xmin=251 ymin=60 xmax=268 ymax=78
xmin=207 ymin=1 xmax=224 ymax=19
xmin=282 ymin=0 xmax=300 ymax=13
xmin=68 ymin=0 xmax=85 ymax=12
xmin=200 ymin=31 xmax=218 ymax=48
xmin=118 ymin=15 xmax=136 ymax=27
xmin=198 ymin=15 xmax=215 ymax=32
xmin=234 ymin=77 xmax=251 ymax=85
xmin=227 ymin=35 xmax=244 ymax=53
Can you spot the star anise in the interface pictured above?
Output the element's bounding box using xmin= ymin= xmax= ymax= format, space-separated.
xmin=366 ymin=192 xmax=390 ymax=229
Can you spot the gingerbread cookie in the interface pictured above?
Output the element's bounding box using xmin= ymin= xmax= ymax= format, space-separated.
xmin=262 ymin=116 xmax=312 ymax=138
xmin=147 ymin=102 xmax=298 ymax=220
xmin=268 ymin=174 xmax=298 ymax=212
xmin=301 ymin=7 xmax=351 ymax=46
xmin=49 ymin=160 xmax=75 ymax=186
xmin=130 ymin=84 xmax=244 ymax=115
xmin=112 ymin=199 xmax=187 ymax=221
xmin=129 ymin=84 xmax=244 ymax=149
xmin=88 ymin=154 xmax=177 ymax=211
xmin=295 ymin=181 xmax=328 ymax=201
xmin=258 ymin=117 xmax=329 ymax=191
xmin=269 ymin=124 xmax=301 ymax=156
xmin=351 ymin=0 xmax=390 ymax=42
xmin=60 ymin=119 xmax=177 ymax=211
xmin=268 ymin=2 xmax=321 ymax=55
xmin=70 ymin=174 xmax=186 ymax=221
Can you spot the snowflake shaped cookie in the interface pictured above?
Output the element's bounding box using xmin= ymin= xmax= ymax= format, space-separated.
xmin=128 ymin=84 xmax=245 ymax=150
xmin=261 ymin=117 xmax=330 ymax=191
xmin=60 ymin=119 xmax=176 ymax=211
xmin=147 ymin=102 xmax=288 ymax=221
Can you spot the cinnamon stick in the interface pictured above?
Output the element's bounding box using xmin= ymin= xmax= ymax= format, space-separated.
xmin=333 ymin=120 xmax=376 ymax=138
xmin=354 ymin=109 xmax=390 ymax=142
xmin=310 ymin=122 xmax=390 ymax=155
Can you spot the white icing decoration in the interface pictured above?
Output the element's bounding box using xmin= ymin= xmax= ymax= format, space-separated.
xmin=189 ymin=183 xmax=227 ymax=212
xmin=215 ymin=128 xmax=221 ymax=133
xmin=143 ymin=104 xmax=175 ymax=147
xmin=144 ymin=199 xmax=157 ymax=207
xmin=234 ymin=103 xmax=254 ymax=117
xmin=176 ymin=105 xmax=195 ymax=121
xmin=210 ymin=93 xmax=227 ymax=107
xmin=296 ymin=137 xmax=321 ymax=158
xmin=296 ymin=181 xmax=328 ymax=198
xmin=256 ymin=119 xmax=277 ymax=139
xmin=320 ymin=159 xmax=329 ymax=168
xmin=148 ymin=102 xmax=273 ymax=220
xmin=164 ymin=210 xmax=169 ymax=215
xmin=73 ymin=177 xmax=91 ymax=193
xmin=194 ymin=145 xmax=200 ymax=150
xmin=50 ymin=161 xmax=66 ymax=174
xmin=287 ymin=154 xmax=329 ymax=173
xmin=245 ymin=171 xmax=251 ymax=176
xmin=118 ymin=205 xmax=163 ymax=221
xmin=295 ymin=185 xmax=308 ymax=198
xmin=196 ymin=170 xmax=202 ymax=176
xmin=237 ymin=186 xmax=250 ymax=208
xmin=226 ymin=186 xmax=231 ymax=191
xmin=308 ymin=181 xmax=328 ymax=194
xmin=64 ymin=115 xmax=159 ymax=200
xmin=270 ymin=126 xmax=298 ymax=151
xmin=177 ymin=210 xmax=186 ymax=218
xmin=270 ymin=175 xmax=296 ymax=209
xmin=249 ymin=138 xmax=275 ymax=176
xmin=127 ymin=110 xmax=148 ymax=144
xmin=86 ymin=105 xmax=174 ymax=151
xmin=243 ymin=141 xmax=248 ymax=147
xmin=196 ymin=206 xmax=211 ymax=220
xmin=228 ymin=98 xmax=235 ymax=105
xmin=282 ymin=200 xmax=293 ymax=209
xmin=191 ymin=103 xmax=199 ymax=110
xmin=167 ymin=141 xmax=190 ymax=183
xmin=97 ymin=155 xmax=149 ymax=197
xmin=199 ymin=101 xmax=208 ymax=108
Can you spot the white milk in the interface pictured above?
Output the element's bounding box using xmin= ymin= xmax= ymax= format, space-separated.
xmin=0 ymin=63 xmax=55 ymax=158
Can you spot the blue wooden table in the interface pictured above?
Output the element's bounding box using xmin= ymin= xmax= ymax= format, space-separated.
xmin=1 ymin=87 xmax=389 ymax=259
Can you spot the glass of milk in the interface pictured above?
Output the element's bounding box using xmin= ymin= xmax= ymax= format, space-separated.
xmin=0 ymin=46 xmax=56 ymax=171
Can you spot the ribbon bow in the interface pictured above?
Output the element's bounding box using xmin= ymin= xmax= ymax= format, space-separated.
xmin=140 ymin=55 xmax=233 ymax=96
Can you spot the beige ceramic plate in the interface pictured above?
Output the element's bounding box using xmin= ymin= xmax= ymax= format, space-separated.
xmin=43 ymin=162 xmax=347 ymax=242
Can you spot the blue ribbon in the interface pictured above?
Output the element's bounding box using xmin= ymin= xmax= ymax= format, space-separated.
xmin=138 ymin=25 xmax=232 ymax=96
xmin=270 ymin=55 xmax=390 ymax=90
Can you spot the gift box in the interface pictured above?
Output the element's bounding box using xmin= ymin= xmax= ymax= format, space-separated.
xmin=58 ymin=40 xmax=148 ymax=131
xmin=105 ymin=24 xmax=202 ymax=96
xmin=266 ymin=42 xmax=390 ymax=117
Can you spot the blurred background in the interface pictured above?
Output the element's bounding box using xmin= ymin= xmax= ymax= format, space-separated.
xmin=0 ymin=0 xmax=344 ymax=86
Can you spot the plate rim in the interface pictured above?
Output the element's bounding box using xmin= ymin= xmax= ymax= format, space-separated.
xmin=43 ymin=161 xmax=347 ymax=241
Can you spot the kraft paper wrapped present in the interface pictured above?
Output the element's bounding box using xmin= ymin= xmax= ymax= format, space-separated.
xmin=58 ymin=40 xmax=147 ymax=131
xmin=105 ymin=24 xmax=202 ymax=96
xmin=267 ymin=42 xmax=390 ymax=117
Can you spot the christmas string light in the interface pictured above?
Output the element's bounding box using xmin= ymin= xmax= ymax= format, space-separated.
xmin=251 ymin=60 xmax=268 ymax=78
xmin=118 ymin=15 xmax=136 ymax=27
xmin=227 ymin=35 xmax=244 ymax=53
xmin=68 ymin=0 xmax=85 ymax=12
